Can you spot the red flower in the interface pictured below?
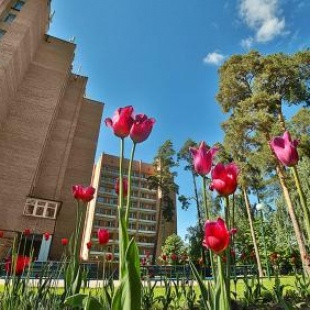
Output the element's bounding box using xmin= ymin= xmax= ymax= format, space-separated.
xmin=86 ymin=241 xmax=92 ymax=250
xmin=105 ymin=106 xmax=134 ymax=138
xmin=115 ymin=178 xmax=128 ymax=197
xmin=130 ymin=114 xmax=155 ymax=143
xmin=72 ymin=185 xmax=95 ymax=203
xmin=171 ymin=253 xmax=178 ymax=262
xmin=44 ymin=232 xmax=50 ymax=241
xmin=203 ymin=218 xmax=231 ymax=254
xmin=97 ymin=228 xmax=110 ymax=245
xmin=24 ymin=229 xmax=31 ymax=236
xmin=0 ymin=231 xmax=3 ymax=238
xmin=162 ymin=254 xmax=167 ymax=261
xmin=141 ymin=257 xmax=147 ymax=266
xmin=240 ymin=252 xmax=247 ymax=261
xmin=270 ymin=131 xmax=299 ymax=167
xmin=106 ymin=253 xmax=113 ymax=261
xmin=61 ymin=238 xmax=68 ymax=246
xmin=5 ymin=255 xmax=30 ymax=276
xmin=210 ymin=163 xmax=239 ymax=197
xmin=189 ymin=141 xmax=218 ymax=176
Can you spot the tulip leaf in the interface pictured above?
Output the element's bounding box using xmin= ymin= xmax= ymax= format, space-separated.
xmin=189 ymin=260 xmax=212 ymax=310
xmin=65 ymin=293 xmax=104 ymax=310
xmin=112 ymin=238 xmax=141 ymax=310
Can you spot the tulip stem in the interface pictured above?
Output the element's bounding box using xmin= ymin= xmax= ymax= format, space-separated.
xmin=125 ymin=142 xmax=136 ymax=227
xmin=224 ymin=196 xmax=231 ymax=305
xmin=216 ymin=255 xmax=231 ymax=310
xmin=291 ymin=166 xmax=310 ymax=244
xmin=202 ymin=176 xmax=215 ymax=281
xmin=118 ymin=138 xmax=125 ymax=280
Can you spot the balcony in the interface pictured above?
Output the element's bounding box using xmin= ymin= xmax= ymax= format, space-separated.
xmin=23 ymin=197 xmax=61 ymax=220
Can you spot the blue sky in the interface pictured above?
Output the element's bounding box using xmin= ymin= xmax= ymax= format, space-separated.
xmin=49 ymin=0 xmax=309 ymax=241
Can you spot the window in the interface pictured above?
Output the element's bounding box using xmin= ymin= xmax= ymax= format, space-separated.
xmin=12 ymin=1 xmax=25 ymax=11
xmin=0 ymin=29 xmax=6 ymax=40
xmin=23 ymin=198 xmax=60 ymax=219
xmin=4 ymin=13 xmax=16 ymax=24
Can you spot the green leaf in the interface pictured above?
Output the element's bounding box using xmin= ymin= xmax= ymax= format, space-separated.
xmin=112 ymin=238 xmax=141 ymax=310
xmin=189 ymin=260 xmax=211 ymax=310
xmin=65 ymin=293 xmax=104 ymax=310
xmin=65 ymin=293 xmax=88 ymax=307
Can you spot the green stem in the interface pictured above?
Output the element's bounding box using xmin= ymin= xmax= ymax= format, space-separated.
xmin=224 ymin=196 xmax=231 ymax=305
xmin=119 ymin=138 xmax=125 ymax=210
xmin=118 ymin=138 xmax=125 ymax=280
xmin=202 ymin=176 xmax=215 ymax=280
xmin=292 ymin=166 xmax=310 ymax=244
xmin=215 ymin=255 xmax=231 ymax=310
xmin=125 ymin=142 xmax=136 ymax=226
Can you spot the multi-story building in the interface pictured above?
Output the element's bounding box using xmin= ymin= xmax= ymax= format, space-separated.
xmin=0 ymin=0 xmax=103 ymax=260
xmin=81 ymin=153 xmax=177 ymax=263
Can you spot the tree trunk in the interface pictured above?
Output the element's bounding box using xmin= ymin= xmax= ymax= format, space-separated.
xmin=266 ymin=126 xmax=310 ymax=274
xmin=152 ymin=193 xmax=162 ymax=264
xmin=275 ymin=164 xmax=310 ymax=274
xmin=242 ymin=187 xmax=264 ymax=277
xmin=192 ymin=171 xmax=207 ymax=266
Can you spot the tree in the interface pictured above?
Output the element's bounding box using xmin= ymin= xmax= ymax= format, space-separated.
xmin=217 ymin=50 xmax=310 ymax=274
xmin=147 ymin=140 xmax=179 ymax=264
xmin=161 ymin=233 xmax=187 ymax=256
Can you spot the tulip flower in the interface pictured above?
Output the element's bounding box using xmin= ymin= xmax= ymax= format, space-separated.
xmin=115 ymin=177 xmax=128 ymax=197
xmin=72 ymin=185 xmax=95 ymax=203
xmin=0 ymin=231 xmax=3 ymax=238
xmin=203 ymin=218 xmax=231 ymax=254
xmin=5 ymin=255 xmax=30 ymax=276
xmin=130 ymin=114 xmax=156 ymax=143
xmin=105 ymin=106 xmax=134 ymax=138
xmin=106 ymin=253 xmax=113 ymax=261
xmin=141 ymin=257 xmax=147 ymax=266
xmin=162 ymin=254 xmax=167 ymax=261
xmin=97 ymin=228 xmax=110 ymax=245
xmin=61 ymin=238 xmax=68 ymax=246
xmin=86 ymin=241 xmax=92 ymax=250
xmin=44 ymin=232 xmax=50 ymax=241
xmin=170 ymin=253 xmax=178 ymax=262
xmin=270 ymin=131 xmax=299 ymax=167
xmin=189 ymin=141 xmax=218 ymax=176
xmin=24 ymin=228 xmax=31 ymax=236
xmin=210 ymin=162 xmax=239 ymax=197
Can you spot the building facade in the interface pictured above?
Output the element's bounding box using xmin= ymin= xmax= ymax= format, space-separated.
xmin=81 ymin=153 xmax=177 ymax=264
xmin=0 ymin=0 xmax=103 ymax=260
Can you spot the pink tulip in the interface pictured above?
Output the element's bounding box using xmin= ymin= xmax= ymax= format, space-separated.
xmin=203 ymin=218 xmax=231 ymax=254
xmin=115 ymin=178 xmax=128 ymax=197
xmin=5 ymin=255 xmax=30 ymax=276
xmin=97 ymin=228 xmax=110 ymax=245
xmin=189 ymin=142 xmax=218 ymax=176
xmin=61 ymin=238 xmax=68 ymax=246
xmin=72 ymin=185 xmax=95 ymax=203
xmin=105 ymin=106 xmax=134 ymax=138
xmin=24 ymin=229 xmax=31 ymax=236
xmin=44 ymin=232 xmax=50 ymax=241
xmin=270 ymin=131 xmax=299 ymax=167
xmin=106 ymin=253 xmax=113 ymax=261
xmin=130 ymin=114 xmax=155 ymax=143
xmin=210 ymin=163 xmax=239 ymax=197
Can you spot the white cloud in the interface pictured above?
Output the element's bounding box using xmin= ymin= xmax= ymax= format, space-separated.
xmin=239 ymin=0 xmax=285 ymax=43
xmin=203 ymin=52 xmax=225 ymax=66
xmin=241 ymin=37 xmax=254 ymax=49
